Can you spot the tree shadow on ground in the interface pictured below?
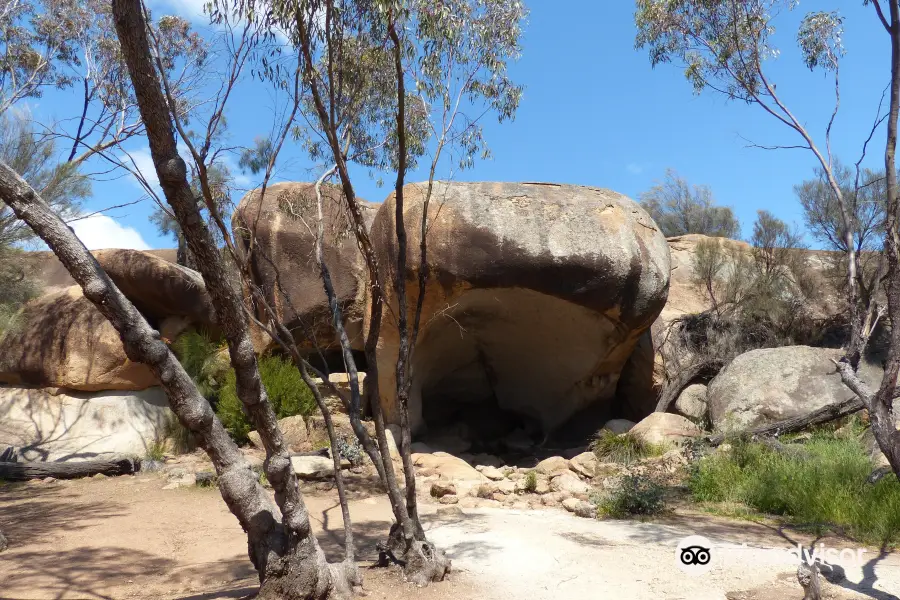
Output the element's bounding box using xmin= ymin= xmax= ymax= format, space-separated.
xmin=311 ymin=500 xmax=393 ymax=562
xmin=0 ymin=482 xmax=127 ymax=542
xmin=0 ymin=546 xmax=175 ymax=600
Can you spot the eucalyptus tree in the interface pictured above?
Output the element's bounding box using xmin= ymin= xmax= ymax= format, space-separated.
xmin=223 ymin=0 xmax=526 ymax=574
xmin=634 ymin=1 xmax=900 ymax=484
xmin=639 ymin=169 xmax=740 ymax=238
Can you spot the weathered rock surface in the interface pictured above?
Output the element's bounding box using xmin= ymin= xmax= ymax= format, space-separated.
xmin=92 ymin=249 xmax=216 ymax=330
xmin=630 ymin=413 xmax=701 ymax=446
xmin=0 ymin=287 xmax=157 ymax=391
xmin=569 ymin=452 xmax=598 ymax=478
xmin=232 ymin=182 xmax=377 ymax=353
xmin=535 ymin=456 xmax=570 ymax=476
xmin=413 ymin=451 xmax=485 ymax=480
xmin=708 ymin=346 xmax=883 ymax=433
xmin=0 ymin=250 xmax=213 ymax=391
xmin=371 ymin=182 xmax=670 ymax=439
xmin=291 ymin=455 xmax=334 ymax=479
xmin=562 ymin=497 xmax=595 ymax=518
xmin=674 ymin=383 xmax=708 ymax=421
xmin=248 ymin=415 xmax=310 ymax=452
xmin=0 ymin=385 xmax=173 ymax=461
xmin=550 ymin=471 xmax=591 ymax=495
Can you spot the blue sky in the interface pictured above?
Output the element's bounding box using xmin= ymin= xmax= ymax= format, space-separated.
xmin=24 ymin=1 xmax=896 ymax=250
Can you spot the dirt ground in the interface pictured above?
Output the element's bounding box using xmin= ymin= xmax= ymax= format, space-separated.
xmin=1 ymin=473 xmax=899 ymax=600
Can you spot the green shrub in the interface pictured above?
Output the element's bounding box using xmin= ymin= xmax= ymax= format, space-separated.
xmin=146 ymin=440 xmax=167 ymax=462
xmin=690 ymin=436 xmax=900 ymax=544
xmin=592 ymin=430 xmax=664 ymax=465
xmin=595 ymin=474 xmax=666 ymax=518
xmin=523 ymin=470 xmax=538 ymax=493
xmin=215 ymin=355 xmax=316 ymax=444
xmin=173 ymin=330 xmax=219 ymax=379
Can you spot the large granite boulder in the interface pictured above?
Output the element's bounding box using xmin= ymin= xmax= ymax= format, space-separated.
xmin=0 ymin=286 xmax=158 ymax=391
xmin=93 ymin=249 xmax=216 ymax=332
xmin=232 ymin=182 xmax=377 ymax=353
xmin=369 ymin=182 xmax=670 ymax=438
xmin=0 ymin=250 xmax=214 ymax=391
xmin=708 ymin=346 xmax=883 ymax=433
xmin=0 ymin=385 xmax=173 ymax=461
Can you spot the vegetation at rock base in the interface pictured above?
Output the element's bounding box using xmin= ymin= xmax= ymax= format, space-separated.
xmin=593 ymin=474 xmax=667 ymax=519
xmin=171 ymin=331 xmax=316 ymax=444
xmin=216 ymin=355 xmax=316 ymax=444
xmin=592 ymin=431 xmax=665 ymax=465
xmin=523 ymin=470 xmax=538 ymax=493
xmin=690 ymin=435 xmax=900 ymax=545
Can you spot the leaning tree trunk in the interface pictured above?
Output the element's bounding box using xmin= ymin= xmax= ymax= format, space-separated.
xmin=0 ymin=161 xmax=302 ymax=590
xmin=110 ymin=2 xmax=350 ymax=596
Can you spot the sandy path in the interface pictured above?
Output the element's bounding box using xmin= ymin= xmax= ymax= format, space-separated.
xmin=1 ymin=474 xmax=898 ymax=599
xmin=424 ymin=506 xmax=900 ymax=600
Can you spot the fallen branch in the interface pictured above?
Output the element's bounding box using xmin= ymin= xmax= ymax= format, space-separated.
xmin=0 ymin=454 xmax=140 ymax=481
xmin=708 ymin=397 xmax=865 ymax=445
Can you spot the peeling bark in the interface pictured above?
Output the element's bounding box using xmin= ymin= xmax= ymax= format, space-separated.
xmin=0 ymin=160 xmax=290 ymax=587
xmin=108 ymin=1 xmax=347 ymax=596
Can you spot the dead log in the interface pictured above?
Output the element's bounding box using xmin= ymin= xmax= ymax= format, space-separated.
xmin=0 ymin=454 xmax=140 ymax=481
xmin=708 ymin=397 xmax=865 ymax=445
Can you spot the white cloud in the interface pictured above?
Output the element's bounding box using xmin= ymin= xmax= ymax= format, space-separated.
xmin=149 ymin=0 xmax=210 ymax=22
xmin=626 ymin=163 xmax=645 ymax=175
xmin=70 ymin=215 xmax=152 ymax=250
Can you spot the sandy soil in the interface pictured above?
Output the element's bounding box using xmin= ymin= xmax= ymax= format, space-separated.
xmin=1 ymin=473 xmax=898 ymax=600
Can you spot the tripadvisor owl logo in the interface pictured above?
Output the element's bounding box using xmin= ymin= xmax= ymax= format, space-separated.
xmin=676 ymin=535 xmax=715 ymax=576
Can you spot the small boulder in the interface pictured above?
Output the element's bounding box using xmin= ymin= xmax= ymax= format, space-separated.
xmin=630 ymin=413 xmax=701 ymax=446
xmin=535 ymin=456 xmax=570 ymax=476
xmin=550 ymin=472 xmax=591 ymax=495
xmin=412 ymin=452 xmax=486 ymax=483
xmin=601 ymin=419 xmax=636 ymax=435
xmin=479 ymin=466 xmax=506 ymax=481
xmin=674 ymin=384 xmax=708 ymax=421
xmin=491 ymin=479 xmax=517 ymax=495
xmin=291 ymin=455 xmax=334 ymax=480
xmin=430 ymin=481 xmax=457 ymax=499
xmin=569 ymin=452 xmax=598 ymax=478
xmin=436 ymin=505 xmax=465 ymax=518
xmin=562 ymin=497 xmax=595 ymax=518
xmin=439 ymin=495 xmax=460 ymax=505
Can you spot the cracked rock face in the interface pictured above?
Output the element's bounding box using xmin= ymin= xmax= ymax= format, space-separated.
xmin=370 ymin=181 xmax=670 ymax=440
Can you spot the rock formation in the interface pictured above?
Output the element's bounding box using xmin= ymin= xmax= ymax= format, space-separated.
xmin=0 ymin=386 xmax=172 ymax=461
xmin=707 ymin=346 xmax=883 ymax=432
xmin=232 ymin=182 xmax=376 ymax=354
xmin=369 ymin=181 xmax=671 ymax=444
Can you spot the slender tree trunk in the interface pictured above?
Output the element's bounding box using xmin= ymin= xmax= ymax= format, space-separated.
xmin=869 ymin=0 xmax=900 ymax=476
xmin=388 ymin=20 xmax=425 ymax=541
xmin=0 ymin=161 xmax=292 ymax=588
xmin=110 ymin=2 xmax=346 ymax=596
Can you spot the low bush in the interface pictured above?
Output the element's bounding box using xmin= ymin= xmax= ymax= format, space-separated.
xmin=592 ymin=430 xmax=664 ymax=465
xmin=216 ymin=355 xmax=316 ymax=444
xmin=594 ymin=474 xmax=666 ymax=518
xmin=690 ymin=435 xmax=900 ymax=545
xmin=523 ymin=470 xmax=538 ymax=493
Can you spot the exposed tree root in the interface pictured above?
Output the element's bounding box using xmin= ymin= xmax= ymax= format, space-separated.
xmin=376 ymin=524 xmax=451 ymax=586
